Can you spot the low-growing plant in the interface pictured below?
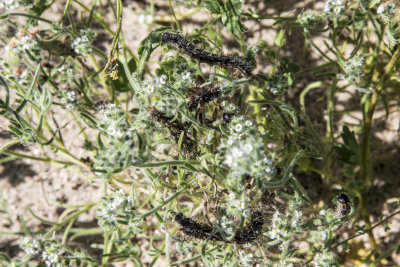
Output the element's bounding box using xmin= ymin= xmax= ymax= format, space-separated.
xmin=0 ymin=0 xmax=400 ymax=266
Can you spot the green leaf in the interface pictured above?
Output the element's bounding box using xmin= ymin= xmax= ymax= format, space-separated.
xmin=156 ymin=55 xmax=189 ymax=80
xmin=204 ymin=0 xmax=222 ymax=14
xmin=111 ymin=58 xmax=137 ymax=92
xmin=333 ymin=126 xmax=360 ymax=165
xmin=274 ymin=29 xmax=286 ymax=48
xmin=280 ymin=57 xmax=300 ymax=73
xmin=137 ymin=27 xmax=170 ymax=75
xmin=220 ymin=0 xmax=248 ymax=37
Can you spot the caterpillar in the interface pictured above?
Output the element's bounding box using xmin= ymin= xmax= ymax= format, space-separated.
xmin=187 ymin=86 xmax=222 ymax=112
xmin=175 ymin=210 xmax=263 ymax=244
xmin=162 ymin=32 xmax=254 ymax=77
xmin=148 ymin=107 xmax=195 ymax=156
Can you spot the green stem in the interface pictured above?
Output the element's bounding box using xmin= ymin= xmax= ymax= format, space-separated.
xmin=359 ymin=45 xmax=400 ymax=251
xmin=2 ymin=150 xmax=72 ymax=165
xmin=139 ymin=188 xmax=186 ymax=218
xmin=168 ymin=0 xmax=181 ymax=31
xmin=102 ymin=229 xmax=110 ymax=266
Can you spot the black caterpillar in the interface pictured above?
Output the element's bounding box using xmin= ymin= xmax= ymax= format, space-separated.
xmin=148 ymin=107 xmax=195 ymax=156
xmin=175 ymin=210 xmax=263 ymax=244
xmin=187 ymin=86 xmax=222 ymax=112
xmin=162 ymin=32 xmax=253 ymax=77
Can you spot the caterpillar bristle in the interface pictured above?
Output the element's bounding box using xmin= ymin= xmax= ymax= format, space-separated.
xmin=162 ymin=32 xmax=254 ymax=77
xmin=175 ymin=210 xmax=264 ymax=244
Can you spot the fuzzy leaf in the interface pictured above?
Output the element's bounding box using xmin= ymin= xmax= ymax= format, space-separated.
xmin=219 ymin=0 xmax=248 ymax=37
xmin=137 ymin=27 xmax=170 ymax=75
xmin=333 ymin=126 xmax=360 ymax=165
xmin=204 ymin=0 xmax=222 ymax=14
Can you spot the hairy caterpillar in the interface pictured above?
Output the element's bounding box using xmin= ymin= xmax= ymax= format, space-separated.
xmin=187 ymin=86 xmax=222 ymax=112
xmin=162 ymin=32 xmax=253 ymax=77
xmin=148 ymin=107 xmax=195 ymax=156
xmin=175 ymin=210 xmax=263 ymax=244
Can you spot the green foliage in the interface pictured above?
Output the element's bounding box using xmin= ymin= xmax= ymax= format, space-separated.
xmin=334 ymin=126 xmax=360 ymax=165
xmin=204 ymin=0 xmax=248 ymax=36
xmin=0 ymin=0 xmax=400 ymax=266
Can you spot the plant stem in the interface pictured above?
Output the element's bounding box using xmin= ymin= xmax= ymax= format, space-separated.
xmin=359 ymin=45 xmax=400 ymax=251
xmin=139 ymin=188 xmax=186 ymax=218
xmin=168 ymin=0 xmax=181 ymax=31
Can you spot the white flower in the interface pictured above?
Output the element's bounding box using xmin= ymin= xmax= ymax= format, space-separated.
xmin=235 ymin=200 xmax=246 ymax=211
xmin=60 ymin=97 xmax=67 ymax=104
xmin=107 ymin=127 xmax=117 ymax=137
xmin=333 ymin=6 xmax=342 ymax=14
xmin=377 ymin=4 xmax=385 ymax=14
xmin=66 ymin=103 xmax=74 ymax=110
xmin=228 ymin=103 xmax=236 ymax=111
xmin=234 ymin=123 xmax=243 ymax=132
xmin=245 ymin=120 xmax=253 ymax=126
xmin=228 ymin=193 xmax=236 ymax=200
xmin=115 ymin=130 xmax=124 ymax=139
xmin=227 ymin=137 xmax=234 ymax=145
xmin=66 ymin=91 xmax=76 ymax=101
xmin=243 ymin=143 xmax=253 ymax=154
xmin=231 ymin=147 xmax=243 ymax=158
xmin=224 ymin=155 xmax=234 ymax=166
xmin=145 ymin=83 xmax=154 ymax=94
xmin=182 ymin=70 xmax=191 ymax=79
xmin=268 ymin=228 xmax=279 ymax=240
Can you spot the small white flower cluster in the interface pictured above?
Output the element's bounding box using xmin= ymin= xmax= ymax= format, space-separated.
xmin=2 ymin=32 xmax=41 ymax=65
xmin=377 ymin=2 xmax=396 ymax=16
xmin=338 ymin=55 xmax=364 ymax=82
xmin=313 ymin=251 xmax=336 ymax=267
xmin=58 ymin=63 xmax=75 ymax=84
xmin=96 ymin=189 xmax=134 ymax=229
xmin=313 ymin=208 xmax=343 ymax=231
xmin=72 ymin=30 xmax=96 ymax=56
xmin=267 ymin=206 xmax=303 ymax=247
xmin=173 ymin=69 xmax=194 ymax=89
xmin=0 ymin=0 xmax=19 ymax=11
xmin=19 ymin=35 xmax=38 ymax=51
xmin=138 ymin=13 xmax=153 ymax=25
xmin=42 ymin=243 xmax=60 ymax=267
xmin=226 ymin=192 xmax=250 ymax=217
xmin=297 ymin=12 xmax=321 ymax=30
xmin=20 ymin=238 xmax=63 ymax=266
xmin=228 ymin=116 xmax=254 ymax=140
xmin=128 ymin=216 xmax=143 ymax=235
xmin=21 ymin=237 xmax=40 ymax=256
xmin=377 ymin=2 xmax=396 ymax=23
xmin=239 ymin=251 xmax=255 ymax=267
xmin=223 ymin=134 xmax=276 ymax=183
xmin=309 ymin=230 xmax=328 ymax=249
xmin=324 ymin=0 xmax=344 ymax=16
xmin=60 ymin=90 xmax=79 ymax=110
xmin=181 ymin=70 xmax=191 ymax=80
xmin=221 ymin=100 xmax=237 ymax=114
xmin=98 ymin=103 xmax=132 ymax=139
xmin=223 ymin=135 xmax=260 ymax=174
xmin=142 ymin=74 xmax=167 ymax=95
